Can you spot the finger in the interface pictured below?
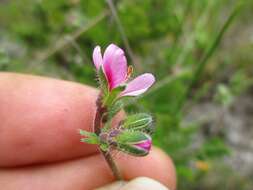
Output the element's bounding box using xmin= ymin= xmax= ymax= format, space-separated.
xmin=119 ymin=177 xmax=169 ymax=190
xmin=118 ymin=148 xmax=176 ymax=190
xmin=96 ymin=177 xmax=169 ymax=190
xmin=0 ymin=147 xmax=176 ymax=190
xmin=0 ymin=72 xmax=123 ymax=167
xmin=95 ymin=181 xmax=126 ymax=190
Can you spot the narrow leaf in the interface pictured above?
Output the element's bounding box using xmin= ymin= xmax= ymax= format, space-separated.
xmin=80 ymin=129 xmax=100 ymax=144
xmin=80 ymin=137 xmax=99 ymax=144
xmin=79 ymin=129 xmax=96 ymax=137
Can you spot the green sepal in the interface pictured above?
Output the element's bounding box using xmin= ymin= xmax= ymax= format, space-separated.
xmin=79 ymin=129 xmax=100 ymax=144
xmin=116 ymin=130 xmax=149 ymax=144
xmin=121 ymin=113 xmax=153 ymax=133
xmin=103 ymin=85 xmax=126 ymax=107
xmin=117 ymin=143 xmax=148 ymax=156
xmin=106 ymin=100 xmax=124 ymax=121
xmin=97 ymin=67 xmax=109 ymax=96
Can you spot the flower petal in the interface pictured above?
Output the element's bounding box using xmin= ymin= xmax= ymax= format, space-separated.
xmin=92 ymin=46 xmax=103 ymax=70
xmin=121 ymin=73 xmax=155 ymax=96
xmin=103 ymin=44 xmax=127 ymax=90
xmin=134 ymin=138 xmax=152 ymax=151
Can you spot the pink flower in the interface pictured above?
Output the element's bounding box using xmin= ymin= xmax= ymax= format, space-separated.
xmin=93 ymin=44 xmax=155 ymax=96
xmin=134 ymin=138 xmax=152 ymax=152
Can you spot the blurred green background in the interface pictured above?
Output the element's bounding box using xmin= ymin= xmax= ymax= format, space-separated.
xmin=0 ymin=0 xmax=253 ymax=189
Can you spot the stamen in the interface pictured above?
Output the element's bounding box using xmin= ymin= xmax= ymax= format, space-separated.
xmin=126 ymin=65 xmax=134 ymax=80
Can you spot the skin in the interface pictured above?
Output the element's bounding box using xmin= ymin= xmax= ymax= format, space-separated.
xmin=0 ymin=72 xmax=176 ymax=190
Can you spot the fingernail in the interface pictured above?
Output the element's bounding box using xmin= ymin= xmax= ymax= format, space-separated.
xmin=95 ymin=181 xmax=126 ymax=190
xmin=121 ymin=177 xmax=169 ymax=190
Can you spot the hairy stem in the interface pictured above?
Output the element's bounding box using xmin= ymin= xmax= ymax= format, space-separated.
xmin=100 ymin=149 xmax=122 ymax=180
xmin=94 ymin=94 xmax=122 ymax=180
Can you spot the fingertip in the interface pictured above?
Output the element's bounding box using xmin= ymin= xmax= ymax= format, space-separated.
xmin=152 ymin=147 xmax=177 ymax=190
xmin=95 ymin=177 xmax=169 ymax=190
xmin=122 ymin=177 xmax=169 ymax=190
xmin=117 ymin=147 xmax=176 ymax=190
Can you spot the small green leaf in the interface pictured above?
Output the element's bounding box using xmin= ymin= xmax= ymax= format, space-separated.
xmin=79 ymin=129 xmax=95 ymax=136
xmin=121 ymin=113 xmax=153 ymax=132
xmin=79 ymin=129 xmax=100 ymax=144
xmin=80 ymin=137 xmax=99 ymax=144
xmin=214 ymin=84 xmax=234 ymax=106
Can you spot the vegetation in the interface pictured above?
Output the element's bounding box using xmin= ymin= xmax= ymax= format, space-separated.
xmin=1 ymin=0 xmax=252 ymax=189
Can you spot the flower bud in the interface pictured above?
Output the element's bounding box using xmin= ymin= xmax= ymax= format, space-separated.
xmin=134 ymin=138 xmax=152 ymax=151
xmin=115 ymin=131 xmax=152 ymax=156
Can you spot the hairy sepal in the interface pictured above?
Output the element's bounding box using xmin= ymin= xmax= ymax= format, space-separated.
xmin=103 ymin=85 xmax=126 ymax=107
xmin=106 ymin=100 xmax=123 ymax=121
xmin=117 ymin=143 xmax=148 ymax=156
xmin=97 ymin=67 xmax=109 ymax=97
xmin=116 ymin=130 xmax=149 ymax=144
xmin=121 ymin=113 xmax=153 ymax=132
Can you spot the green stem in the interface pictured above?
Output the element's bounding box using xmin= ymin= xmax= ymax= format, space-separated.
xmin=100 ymin=149 xmax=122 ymax=180
xmin=94 ymin=93 xmax=122 ymax=180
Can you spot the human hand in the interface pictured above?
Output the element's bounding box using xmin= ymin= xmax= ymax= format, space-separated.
xmin=0 ymin=73 xmax=176 ymax=190
xmin=97 ymin=177 xmax=170 ymax=190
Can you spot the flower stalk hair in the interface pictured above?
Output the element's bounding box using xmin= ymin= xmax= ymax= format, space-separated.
xmin=80 ymin=44 xmax=155 ymax=180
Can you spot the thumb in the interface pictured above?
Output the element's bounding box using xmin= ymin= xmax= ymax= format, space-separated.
xmin=96 ymin=177 xmax=169 ymax=190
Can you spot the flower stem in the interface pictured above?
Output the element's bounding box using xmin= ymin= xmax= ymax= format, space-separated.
xmin=94 ymin=93 xmax=122 ymax=180
xmin=100 ymin=149 xmax=122 ymax=180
